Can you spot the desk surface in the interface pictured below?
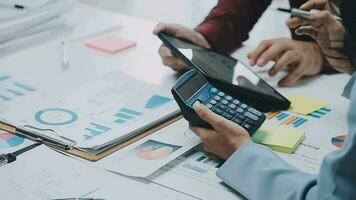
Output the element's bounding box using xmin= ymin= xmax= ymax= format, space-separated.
xmin=0 ymin=2 xmax=351 ymax=200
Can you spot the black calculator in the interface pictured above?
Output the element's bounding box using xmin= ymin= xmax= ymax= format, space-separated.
xmin=172 ymin=69 xmax=266 ymax=135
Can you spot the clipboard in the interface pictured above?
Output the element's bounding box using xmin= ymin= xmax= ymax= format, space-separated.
xmin=0 ymin=115 xmax=183 ymax=161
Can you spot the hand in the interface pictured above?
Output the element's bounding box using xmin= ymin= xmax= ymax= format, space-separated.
xmin=153 ymin=23 xmax=211 ymax=72
xmin=247 ymin=38 xmax=324 ymax=87
xmin=189 ymin=102 xmax=251 ymax=160
xmin=287 ymin=0 xmax=354 ymax=75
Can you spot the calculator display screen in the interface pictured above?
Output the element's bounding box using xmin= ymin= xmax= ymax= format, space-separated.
xmin=177 ymin=73 xmax=206 ymax=102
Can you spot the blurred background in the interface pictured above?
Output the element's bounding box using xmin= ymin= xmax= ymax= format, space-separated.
xmin=80 ymin=0 xmax=291 ymax=46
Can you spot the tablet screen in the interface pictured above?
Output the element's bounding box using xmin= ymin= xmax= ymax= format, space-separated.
xmin=167 ymin=35 xmax=284 ymax=101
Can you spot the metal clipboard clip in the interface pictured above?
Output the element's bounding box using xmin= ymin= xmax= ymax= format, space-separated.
xmin=0 ymin=118 xmax=76 ymax=151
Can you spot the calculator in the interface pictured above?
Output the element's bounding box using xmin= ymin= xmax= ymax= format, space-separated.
xmin=172 ymin=69 xmax=266 ymax=135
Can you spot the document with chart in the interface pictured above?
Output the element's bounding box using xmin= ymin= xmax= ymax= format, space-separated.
xmin=263 ymin=98 xmax=348 ymax=174
xmin=95 ymin=119 xmax=201 ymax=177
xmin=2 ymin=73 xmax=179 ymax=152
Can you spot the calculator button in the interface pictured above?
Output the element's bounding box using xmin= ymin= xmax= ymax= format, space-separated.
xmin=225 ymin=96 xmax=233 ymax=101
xmin=214 ymin=96 xmax=222 ymax=101
xmin=209 ymin=99 xmax=218 ymax=105
xmin=233 ymin=100 xmax=240 ymax=105
xmin=248 ymin=108 xmax=262 ymax=117
xmin=236 ymin=108 xmax=244 ymax=114
xmin=229 ymin=104 xmax=237 ymax=109
xmin=244 ymin=112 xmax=259 ymax=121
xmin=212 ymin=108 xmax=224 ymax=115
xmin=218 ymin=104 xmax=228 ymax=111
xmin=221 ymin=100 xmax=229 ymax=105
xmin=242 ymin=123 xmax=251 ymax=130
xmin=232 ymin=118 xmax=243 ymax=125
xmin=210 ymin=87 xmax=218 ymax=94
xmin=237 ymin=114 xmax=246 ymax=120
xmin=245 ymin=119 xmax=256 ymax=126
xmin=206 ymin=104 xmax=213 ymax=109
xmin=240 ymin=104 xmax=248 ymax=109
xmin=222 ymin=113 xmax=233 ymax=120
xmin=218 ymin=92 xmax=225 ymax=97
xmin=227 ymin=109 xmax=236 ymax=116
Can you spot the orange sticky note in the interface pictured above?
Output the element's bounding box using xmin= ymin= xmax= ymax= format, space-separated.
xmin=86 ymin=35 xmax=136 ymax=53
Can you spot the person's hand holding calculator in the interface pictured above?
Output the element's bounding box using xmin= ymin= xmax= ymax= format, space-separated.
xmin=190 ymin=101 xmax=252 ymax=160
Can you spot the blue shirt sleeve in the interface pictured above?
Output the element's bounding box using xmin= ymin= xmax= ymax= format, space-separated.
xmin=217 ymin=73 xmax=356 ymax=199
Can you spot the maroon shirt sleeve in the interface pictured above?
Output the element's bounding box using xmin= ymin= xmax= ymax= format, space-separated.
xmin=195 ymin=0 xmax=336 ymax=72
xmin=195 ymin=0 xmax=271 ymax=55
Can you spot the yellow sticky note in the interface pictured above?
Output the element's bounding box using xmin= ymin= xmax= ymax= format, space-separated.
xmin=252 ymin=125 xmax=305 ymax=154
xmin=288 ymin=95 xmax=328 ymax=115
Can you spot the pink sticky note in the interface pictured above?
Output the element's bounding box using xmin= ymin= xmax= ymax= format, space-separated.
xmin=86 ymin=35 xmax=136 ymax=53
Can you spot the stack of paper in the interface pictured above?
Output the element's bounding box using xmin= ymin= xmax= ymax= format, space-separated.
xmin=0 ymin=0 xmax=72 ymax=54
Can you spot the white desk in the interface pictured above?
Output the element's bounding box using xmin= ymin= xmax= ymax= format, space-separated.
xmin=0 ymin=2 xmax=351 ymax=200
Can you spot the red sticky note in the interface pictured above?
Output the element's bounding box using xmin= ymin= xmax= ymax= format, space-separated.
xmin=86 ymin=35 xmax=136 ymax=53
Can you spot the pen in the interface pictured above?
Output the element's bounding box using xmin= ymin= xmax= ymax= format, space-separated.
xmin=61 ymin=41 xmax=70 ymax=70
xmin=277 ymin=8 xmax=342 ymax=22
xmin=0 ymin=143 xmax=41 ymax=167
xmin=0 ymin=2 xmax=25 ymax=9
xmin=0 ymin=120 xmax=74 ymax=151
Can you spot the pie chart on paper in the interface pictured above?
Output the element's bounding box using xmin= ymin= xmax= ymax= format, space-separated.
xmin=0 ymin=132 xmax=24 ymax=148
xmin=137 ymin=144 xmax=175 ymax=160
xmin=331 ymin=135 xmax=346 ymax=148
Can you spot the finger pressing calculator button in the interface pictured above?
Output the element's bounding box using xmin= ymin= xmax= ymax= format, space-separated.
xmin=229 ymin=104 xmax=237 ymax=109
xmin=248 ymin=108 xmax=262 ymax=117
xmin=244 ymin=112 xmax=259 ymax=121
xmin=221 ymin=100 xmax=229 ymax=105
xmin=236 ymin=108 xmax=244 ymax=114
xmin=233 ymin=100 xmax=240 ymax=105
xmin=206 ymin=104 xmax=213 ymax=109
xmin=213 ymin=108 xmax=224 ymax=115
xmin=218 ymin=92 xmax=225 ymax=97
xmin=210 ymin=87 xmax=218 ymax=94
xmin=240 ymin=104 xmax=248 ymax=109
xmin=225 ymin=96 xmax=233 ymax=101
xmin=210 ymin=99 xmax=218 ymax=105
xmin=214 ymin=96 xmax=222 ymax=101
xmin=222 ymin=113 xmax=233 ymax=120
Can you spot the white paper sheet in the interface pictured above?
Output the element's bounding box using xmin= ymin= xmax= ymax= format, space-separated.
xmin=0 ymin=145 xmax=198 ymax=200
xmin=2 ymin=74 xmax=179 ymax=150
xmin=96 ymin=119 xmax=201 ymax=177
xmin=146 ymin=147 xmax=244 ymax=200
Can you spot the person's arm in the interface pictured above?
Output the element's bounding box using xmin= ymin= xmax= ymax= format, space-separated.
xmin=195 ymin=0 xmax=271 ymax=55
xmin=217 ymin=143 xmax=318 ymax=199
xmin=218 ymin=73 xmax=356 ymax=199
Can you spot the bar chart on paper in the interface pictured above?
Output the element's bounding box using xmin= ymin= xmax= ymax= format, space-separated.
xmin=84 ymin=123 xmax=111 ymax=141
xmin=267 ymin=107 xmax=332 ymax=128
xmin=114 ymin=94 xmax=172 ymax=124
xmin=0 ymin=74 xmax=37 ymax=102
xmin=114 ymin=108 xmax=143 ymax=124
xmin=177 ymin=151 xmax=224 ymax=177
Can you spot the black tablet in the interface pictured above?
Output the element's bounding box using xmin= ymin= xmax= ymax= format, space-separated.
xmin=158 ymin=32 xmax=290 ymax=112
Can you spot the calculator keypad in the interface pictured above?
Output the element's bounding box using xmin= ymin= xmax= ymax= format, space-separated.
xmin=204 ymin=87 xmax=265 ymax=133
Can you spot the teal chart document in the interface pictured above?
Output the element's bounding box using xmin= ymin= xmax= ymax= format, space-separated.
xmin=2 ymin=73 xmax=179 ymax=152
